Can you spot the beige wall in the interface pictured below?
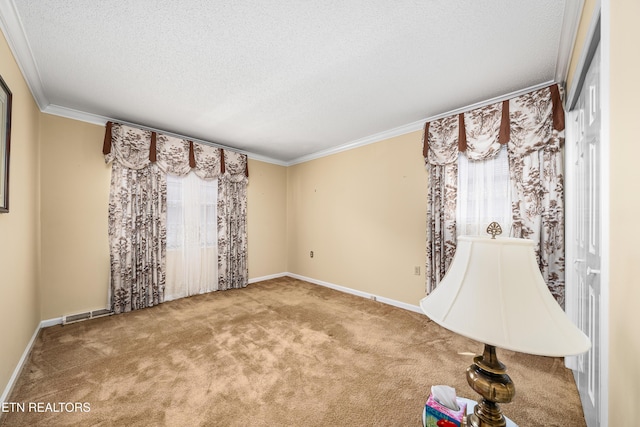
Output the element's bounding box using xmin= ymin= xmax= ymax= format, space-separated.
xmin=566 ymin=0 xmax=597 ymax=91
xmin=287 ymin=131 xmax=428 ymax=306
xmin=247 ymin=158 xmax=288 ymax=278
xmin=39 ymin=115 xmax=110 ymax=319
xmin=608 ymin=1 xmax=640 ymax=423
xmin=0 ymin=33 xmax=41 ymax=396
xmin=37 ymin=131 xmax=289 ymax=319
xmin=35 ymin=117 xmax=421 ymax=320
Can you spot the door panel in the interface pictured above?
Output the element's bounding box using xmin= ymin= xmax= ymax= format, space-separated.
xmin=569 ymin=43 xmax=601 ymax=427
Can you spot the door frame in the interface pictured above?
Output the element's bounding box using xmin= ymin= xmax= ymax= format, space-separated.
xmin=565 ymin=3 xmax=609 ymax=426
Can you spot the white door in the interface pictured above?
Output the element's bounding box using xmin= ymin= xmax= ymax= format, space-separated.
xmin=567 ymin=43 xmax=601 ymax=427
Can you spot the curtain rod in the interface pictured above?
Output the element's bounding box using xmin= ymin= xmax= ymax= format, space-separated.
xmin=422 ymin=81 xmax=557 ymax=124
xmin=111 ymin=119 xmax=249 ymax=156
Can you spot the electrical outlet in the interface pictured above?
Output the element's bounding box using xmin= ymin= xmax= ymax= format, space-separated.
xmin=310 ymin=251 xmax=314 ymax=258
xmin=414 ymin=266 xmax=421 ymax=275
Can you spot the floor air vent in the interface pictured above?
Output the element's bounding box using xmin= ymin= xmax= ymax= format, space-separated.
xmin=62 ymin=309 xmax=113 ymax=325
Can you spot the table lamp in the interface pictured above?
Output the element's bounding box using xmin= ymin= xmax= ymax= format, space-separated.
xmin=420 ymin=223 xmax=590 ymax=427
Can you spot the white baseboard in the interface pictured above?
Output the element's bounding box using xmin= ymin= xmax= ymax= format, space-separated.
xmin=284 ymin=272 xmax=423 ymax=314
xmin=1 ymin=317 xmax=64 ymax=404
xmin=1 ymin=318 xmax=54 ymax=404
xmin=248 ymin=272 xmax=288 ymax=284
xmin=40 ymin=317 xmax=63 ymax=328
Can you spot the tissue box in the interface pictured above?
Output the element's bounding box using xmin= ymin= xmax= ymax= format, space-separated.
xmin=424 ymin=393 xmax=467 ymax=427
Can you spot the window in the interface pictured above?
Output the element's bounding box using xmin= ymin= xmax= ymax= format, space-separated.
xmin=165 ymin=173 xmax=219 ymax=300
xmin=167 ymin=173 xmax=217 ymax=249
xmin=456 ymin=145 xmax=512 ymax=236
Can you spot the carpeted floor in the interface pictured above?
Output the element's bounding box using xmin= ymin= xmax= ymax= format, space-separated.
xmin=1 ymin=277 xmax=586 ymax=426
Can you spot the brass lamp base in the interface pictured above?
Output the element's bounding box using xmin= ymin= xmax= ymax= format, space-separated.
xmin=465 ymin=344 xmax=516 ymax=427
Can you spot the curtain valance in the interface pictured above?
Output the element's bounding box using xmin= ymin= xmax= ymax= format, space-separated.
xmin=103 ymin=122 xmax=248 ymax=180
xmin=423 ymin=85 xmax=564 ymax=165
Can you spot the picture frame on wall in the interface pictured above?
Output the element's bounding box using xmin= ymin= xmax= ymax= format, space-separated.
xmin=0 ymin=74 xmax=12 ymax=213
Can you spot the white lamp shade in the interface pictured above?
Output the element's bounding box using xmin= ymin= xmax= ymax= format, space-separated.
xmin=420 ymin=236 xmax=590 ymax=357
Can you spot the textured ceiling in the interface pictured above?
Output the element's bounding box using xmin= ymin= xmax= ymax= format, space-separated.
xmin=1 ymin=1 xmax=579 ymax=164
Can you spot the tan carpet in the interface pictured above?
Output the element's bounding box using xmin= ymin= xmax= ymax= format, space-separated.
xmin=1 ymin=277 xmax=586 ymax=426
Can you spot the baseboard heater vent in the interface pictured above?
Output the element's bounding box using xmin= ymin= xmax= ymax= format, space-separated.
xmin=62 ymin=309 xmax=113 ymax=325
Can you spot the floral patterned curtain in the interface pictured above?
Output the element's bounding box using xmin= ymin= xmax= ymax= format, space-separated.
xmin=217 ymin=150 xmax=249 ymax=290
xmin=104 ymin=122 xmax=249 ymax=313
xmin=423 ymin=85 xmax=565 ymax=305
xmin=508 ymin=86 xmax=566 ymax=306
xmin=105 ymin=126 xmax=165 ymax=314
xmin=423 ymin=115 xmax=459 ymax=293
